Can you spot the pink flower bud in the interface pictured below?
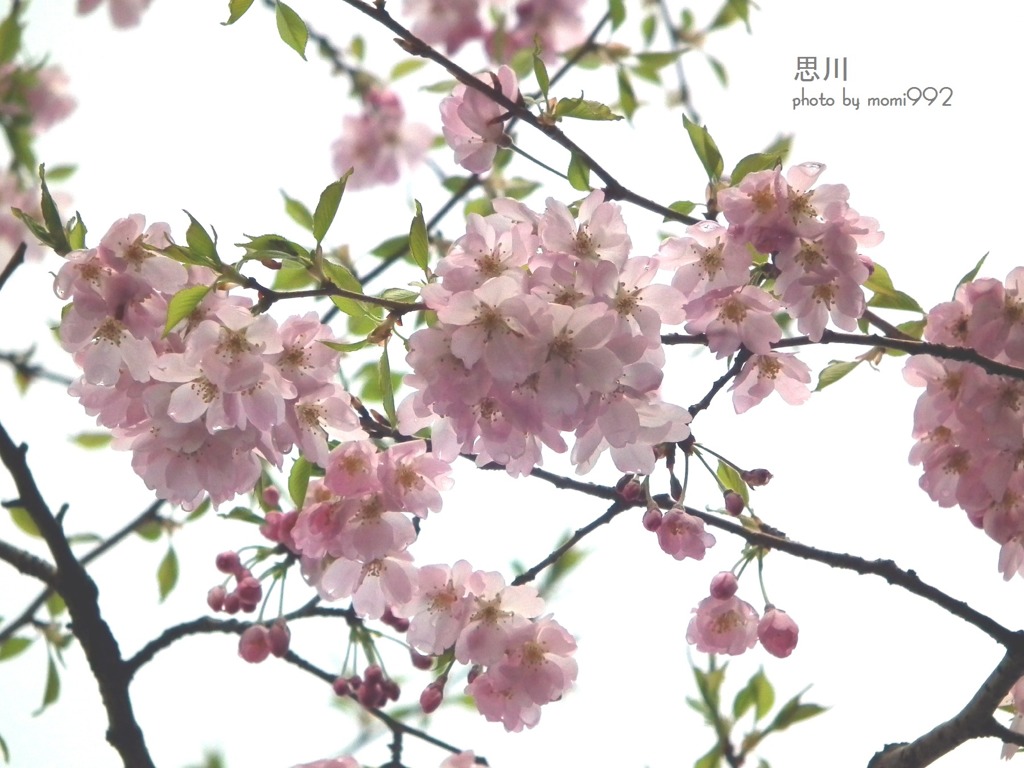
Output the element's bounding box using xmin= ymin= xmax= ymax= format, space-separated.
xmin=215 ymin=551 xmax=242 ymax=575
xmin=410 ymin=651 xmax=434 ymax=670
xmin=332 ymin=677 xmax=351 ymax=697
xmin=223 ymin=592 xmax=241 ymax=614
xmin=262 ymin=485 xmax=281 ymax=509
xmin=740 ymin=468 xmax=773 ymax=487
xmin=642 ymin=506 xmax=663 ymax=531
xmin=358 ymin=680 xmax=384 ymax=708
xmin=616 ymin=475 xmax=642 ymax=503
xmin=207 ymin=585 xmax=227 ymax=612
xmin=709 ymin=571 xmax=739 ymax=599
xmin=364 ymin=664 xmax=383 ymax=684
xmin=757 ymin=607 xmax=799 ymax=658
xmin=383 ymin=680 xmax=400 ymax=702
xmin=236 ymin=576 xmax=262 ymax=611
xmin=238 ymin=625 xmax=271 ymax=664
xmin=420 ymin=681 xmax=445 ymax=714
xmin=268 ymin=619 xmax=291 ymax=657
xmin=724 ymin=491 xmax=744 ymax=516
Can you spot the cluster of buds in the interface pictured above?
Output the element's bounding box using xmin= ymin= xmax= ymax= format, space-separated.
xmin=238 ymin=620 xmax=291 ymax=664
xmin=333 ymin=665 xmax=401 ymax=709
xmin=207 ymin=551 xmax=262 ymax=614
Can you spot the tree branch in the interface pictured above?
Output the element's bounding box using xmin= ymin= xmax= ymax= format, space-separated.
xmin=0 ymin=536 xmax=56 ymax=585
xmin=0 ymin=422 xmax=155 ymax=768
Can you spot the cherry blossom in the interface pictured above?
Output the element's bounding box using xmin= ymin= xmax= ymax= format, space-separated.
xmin=77 ymin=0 xmax=152 ymax=27
xmin=440 ymin=66 xmax=518 ymax=174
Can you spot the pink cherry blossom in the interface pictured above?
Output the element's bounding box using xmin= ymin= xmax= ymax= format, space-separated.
xmin=655 ymin=508 xmax=716 ymax=561
xmin=684 ymin=285 xmax=782 ymax=358
xmin=402 ymin=0 xmax=483 ymax=54
xmin=440 ymin=66 xmax=519 ymax=174
xmin=686 ymin=590 xmax=759 ymax=656
xmin=730 ymin=352 xmax=812 ymax=414
xmin=331 ymin=89 xmax=432 ymax=189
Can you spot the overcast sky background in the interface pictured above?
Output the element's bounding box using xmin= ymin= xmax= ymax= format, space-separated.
xmin=1 ymin=1 xmax=1023 ymax=767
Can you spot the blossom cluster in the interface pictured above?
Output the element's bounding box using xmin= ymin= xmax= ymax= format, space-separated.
xmin=55 ymin=216 xmax=365 ymax=509
xmin=686 ymin=572 xmax=799 ymax=659
xmin=77 ymin=0 xmax=152 ymax=27
xmin=292 ymin=750 xmax=477 ymax=768
xmin=403 ymin=0 xmax=586 ymax=61
xmin=278 ymin=461 xmax=577 ymax=732
xmin=904 ymin=269 xmax=1024 ymax=579
xmin=660 ymin=162 xmax=882 ymax=412
xmin=399 ymin=189 xmax=693 ymax=476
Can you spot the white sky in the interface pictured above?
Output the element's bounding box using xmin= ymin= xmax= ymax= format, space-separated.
xmin=2 ymin=1 xmax=1023 ymax=767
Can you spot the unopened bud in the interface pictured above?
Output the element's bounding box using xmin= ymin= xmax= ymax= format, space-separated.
xmin=268 ymin=619 xmax=291 ymax=657
xmin=709 ymin=571 xmax=739 ymax=600
xmin=207 ymin=585 xmax=227 ymax=612
xmin=238 ymin=625 xmax=271 ymax=664
xmin=724 ymin=491 xmax=744 ymax=516
xmin=740 ymin=468 xmax=773 ymax=487
xmin=420 ymin=680 xmax=445 ymax=713
xmin=642 ymin=506 xmax=663 ymax=532
xmin=215 ymin=551 xmax=242 ymax=575
xmin=332 ymin=677 xmax=351 ymax=697
xmin=410 ymin=651 xmax=434 ymax=670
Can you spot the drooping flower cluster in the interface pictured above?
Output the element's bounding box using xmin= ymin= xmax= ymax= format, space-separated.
xmin=284 ymin=459 xmax=576 ymax=732
xmin=685 ymin=572 xmax=798 ymax=658
xmin=55 ymin=216 xmax=365 ymax=509
xmin=403 ymin=0 xmax=585 ymax=60
xmin=904 ymin=269 xmax=1024 ymax=579
xmin=440 ymin=65 xmax=519 ymax=174
xmin=331 ymin=88 xmax=433 ymax=190
xmin=659 ymin=162 xmax=881 ymax=413
xmin=400 ymin=189 xmax=692 ymax=477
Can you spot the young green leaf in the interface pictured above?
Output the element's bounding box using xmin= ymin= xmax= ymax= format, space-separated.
xmin=554 ymin=96 xmax=623 ymax=121
xmin=8 ymin=506 xmax=39 ymax=537
xmin=608 ymin=0 xmax=625 ymax=29
xmin=0 ymin=5 xmax=22 ymax=63
xmin=158 ymin=546 xmax=179 ymax=602
xmin=567 ymin=153 xmax=591 ymax=192
xmin=954 ymin=251 xmax=988 ymax=296
xmin=409 ymin=200 xmax=430 ymax=272
xmin=36 ymin=655 xmax=60 ymax=714
xmin=0 ymin=730 xmax=8 ymax=763
xmin=730 ymin=152 xmax=782 ymax=186
xmin=0 ymin=637 xmax=32 ymax=662
xmin=313 ymin=173 xmax=351 ymax=245
xmin=224 ymin=0 xmax=256 ymax=24
xmin=682 ymin=116 xmax=724 ymax=183
xmin=281 ymin=190 xmax=314 ymax=232
xmin=617 ymin=67 xmax=637 ymax=120
xmin=164 ymin=285 xmax=211 ymax=337
xmin=533 ymin=50 xmax=550 ymax=100
xmin=716 ymin=460 xmax=749 ymax=505
xmin=664 ymin=200 xmax=697 ymax=221
xmin=275 ymin=1 xmax=308 ymax=59
xmin=183 ymin=212 xmax=219 ymax=266
xmin=66 ymin=212 xmax=87 ymax=251
xmin=70 ymin=431 xmax=112 ymax=449
xmin=378 ymin=345 xmax=397 ymax=426
xmin=289 ymin=456 xmax=312 ymax=508
xmin=38 ymin=165 xmax=70 ymax=255
xmin=814 ymin=359 xmax=861 ymax=392
xmin=390 ymin=58 xmax=427 ymax=81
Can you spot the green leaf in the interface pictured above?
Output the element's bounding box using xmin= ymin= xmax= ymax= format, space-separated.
xmin=281 ymin=190 xmax=314 ymax=232
xmin=158 ymin=546 xmax=179 ymax=602
xmin=238 ymin=234 xmax=310 ymax=263
xmin=682 ymin=116 xmax=724 ymax=183
xmin=815 ymin=359 xmax=860 ymax=392
xmin=313 ymin=173 xmax=350 ymax=245
xmin=186 ymin=497 xmax=211 ymax=522
xmin=716 ymin=459 xmax=749 ymax=505
xmin=224 ymin=0 xmax=255 ymax=24
xmin=0 ymin=731 xmax=8 ymax=763
xmin=272 ymin=264 xmax=315 ymax=290
xmin=608 ymin=0 xmax=625 ymax=29
xmin=864 ymin=263 xmax=922 ymax=313
xmin=11 ymin=207 xmax=52 ymax=249
xmin=0 ymin=6 xmax=22 ymax=64
xmin=371 ymin=234 xmax=410 ymax=260
xmin=641 ymin=14 xmax=656 ymax=45
xmin=533 ymin=50 xmax=550 ymax=100
xmin=751 ymin=668 xmax=775 ymax=720
xmin=553 ymin=96 xmax=622 ymax=121
xmin=45 ymin=593 xmax=65 ymax=617
xmin=0 ymin=637 xmax=32 ymax=662
xmin=164 ymin=285 xmax=211 ymax=337
xmin=635 ymin=51 xmax=684 ymax=70
xmin=694 ymin=744 xmax=722 ymax=768
xmin=135 ymin=519 xmax=163 ymax=541
xmin=409 ymin=201 xmax=430 ymax=272
xmin=955 ymin=252 xmax=988 ymax=295
xmin=767 ymin=695 xmax=826 ymax=732
xmin=66 ymin=212 xmax=87 ymax=251
xmin=730 ymin=152 xmax=782 ymax=186
xmin=275 ymin=1 xmax=308 ymax=60
xmin=184 ymin=212 xmax=219 ymax=266
xmin=38 ymin=165 xmax=70 ymax=256
xmin=289 ymin=456 xmax=313 ymax=508
xmin=616 ymin=68 xmax=637 ymax=120
xmin=710 ymin=0 xmax=752 ymax=32
xmin=35 ymin=655 xmax=60 ymax=714
xmin=390 ymin=58 xmax=427 ymax=81
xmin=70 ymin=431 xmax=112 ymax=449
xmin=8 ymin=506 xmax=39 ymax=538
xmin=219 ymin=507 xmax=265 ymax=525
xmin=706 ymin=54 xmax=728 ymax=87
xmin=664 ymin=200 xmax=697 ymax=221
xmin=378 ymin=345 xmax=397 ymax=426
xmin=323 ymin=261 xmax=377 ymax=320
xmin=567 ymin=153 xmax=591 ymax=192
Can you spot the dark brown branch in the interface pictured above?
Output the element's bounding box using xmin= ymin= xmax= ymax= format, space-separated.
xmin=0 ymin=536 xmax=56 ymax=585
xmin=245 ymin=276 xmax=426 ymax=314
xmin=0 ymin=499 xmax=164 ymax=645
xmin=0 ymin=349 xmax=75 ymax=388
xmin=0 ymin=242 xmax=26 ymax=294
xmin=512 ymin=499 xmax=628 ymax=586
xmin=688 ymin=348 xmax=749 ymax=416
xmin=868 ymin=649 xmax=1024 ymax=768
xmin=0 ymin=422 xmax=154 ymax=768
